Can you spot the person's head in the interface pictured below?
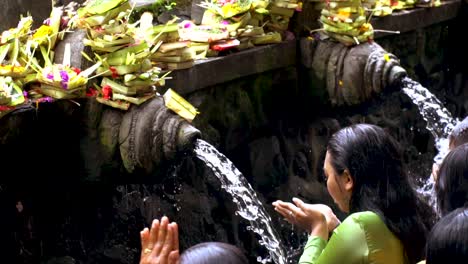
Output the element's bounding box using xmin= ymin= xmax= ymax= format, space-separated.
xmin=326 ymin=124 xmax=434 ymax=263
xmin=326 ymin=124 xmax=408 ymax=213
xmin=426 ymin=207 xmax=468 ymax=264
xmin=436 ymin=143 xmax=468 ymax=216
xmin=180 ymin=242 xmax=248 ymax=264
xmin=449 ymin=117 xmax=468 ymax=150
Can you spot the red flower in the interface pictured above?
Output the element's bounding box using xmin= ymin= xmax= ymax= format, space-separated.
xmin=0 ymin=105 xmax=12 ymax=111
xmin=109 ymin=67 xmax=119 ymax=79
xmin=72 ymin=67 xmax=81 ymax=75
xmin=102 ymin=85 xmax=113 ymax=100
xmin=86 ymin=87 xmax=98 ymax=97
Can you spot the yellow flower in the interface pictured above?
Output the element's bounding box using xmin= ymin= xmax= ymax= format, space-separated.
xmin=360 ymin=23 xmax=372 ymax=33
xmin=221 ymin=3 xmax=235 ymax=17
xmin=0 ymin=65 xmax=26 ymax=76
xmin=32 ymin=25 xmax=53 ymax=45
xmin=337 ymin=10 xmax=351 ymax=20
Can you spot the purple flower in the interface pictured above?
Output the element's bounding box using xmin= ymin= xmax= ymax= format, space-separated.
xmin=47 ymin=72 xmax=54 ymax=80
xmin=23 ymin=91 xmax=28 ymax=97
xmin=60 ymin=70 xmax=69 ymax=90
xmin=60 ymin=70 xmax=69 ymax=82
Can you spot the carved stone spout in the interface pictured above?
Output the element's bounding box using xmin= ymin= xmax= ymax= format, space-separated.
xmin=301 ymin=39 xmax=407 ymax=106
xmin=82 ymin=97 xmax=201 ymax=178
xmin=118 ymin=97 xmax=201 ymax=174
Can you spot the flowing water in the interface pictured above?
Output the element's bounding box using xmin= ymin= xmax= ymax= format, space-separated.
xmin=401 ymin=77 xmax=459 ymax=208
xmin=194 ymin=139 xmax=287 ymax=264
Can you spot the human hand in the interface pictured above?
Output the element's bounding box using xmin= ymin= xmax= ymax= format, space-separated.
xmin=272 ymin=197 xmax=329 ymax=240
xmin=295 ymin=202 xmax=341 ymax=232
xmin=140 ymin=216 xmax=180 ymax=264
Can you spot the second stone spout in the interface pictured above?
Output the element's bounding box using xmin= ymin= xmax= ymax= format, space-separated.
xmin=302 ymin=39 xmax=407 ymax=106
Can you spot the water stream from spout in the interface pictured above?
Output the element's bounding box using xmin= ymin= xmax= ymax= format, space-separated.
xmin=194 ymin=139 xmax=287 ymax=264
xmin=400 ymin=77 xmax=459 ymax=208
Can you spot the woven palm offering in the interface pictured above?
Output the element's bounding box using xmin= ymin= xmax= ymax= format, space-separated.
xmin=320 ymin=0 xmax=374 ymax=45
xmin=0 ymin=8 xmax=69 ymax=115
xmin=77 ymin=0 xmax=172 ymax=110
xmin=194 ymin=0 xmax=300 ymax=54
xmin=362 ymin=0 xmax=440 ymax=17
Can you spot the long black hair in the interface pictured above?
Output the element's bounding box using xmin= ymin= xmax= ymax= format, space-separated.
xmin=327 ymin=124 xmax=435 ymax=263
xmin=180 ymin=242 xmax=248 ymax=264
xmin=436 ymin=143 xmax=468 ymax=216
xmin=426 ymin=207 xmax=468 ymax=264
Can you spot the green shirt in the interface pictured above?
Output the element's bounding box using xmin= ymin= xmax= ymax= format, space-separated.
xmin=299 ymin=211 xmax=409 ymax=264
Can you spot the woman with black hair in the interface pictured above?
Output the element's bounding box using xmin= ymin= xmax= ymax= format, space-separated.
xmin=425 ymin=207 xmax=468 ymax=264
xmin=273 ymin=124 xmax=435 ymax=264
xmin=435 ymin=143 xmax=468 ymax=216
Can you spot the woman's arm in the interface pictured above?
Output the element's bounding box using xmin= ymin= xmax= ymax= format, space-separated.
xmin=299 ymin=213 xmax=367 ymax=264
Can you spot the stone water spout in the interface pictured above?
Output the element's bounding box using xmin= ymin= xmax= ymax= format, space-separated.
xmin=302 ymin=39 xmax=407 ymax=105
xmin=118 ymin=97 xmax=201 ymax=174
xmin=53 ymin=30 xmax=201 ymax=176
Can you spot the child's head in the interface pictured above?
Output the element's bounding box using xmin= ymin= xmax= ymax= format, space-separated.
xmin=436 ymin=143 xmax=468 ymax=216
xmin=449 ymin=117 xmax=468 ymax=150
xmin=180 ymin=242 xmax=248 ymax=264
xmin=426 ymin=207 xmax=468 ymax=264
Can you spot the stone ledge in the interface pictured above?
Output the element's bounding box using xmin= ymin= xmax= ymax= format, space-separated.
xmin=165 ymin=39 xmax=297 ymax=94
xmin=372 ymin=0 xmax=462 ymax=37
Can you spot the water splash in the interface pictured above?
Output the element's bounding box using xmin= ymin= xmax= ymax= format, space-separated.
xmin=401 ymin=77 xmax=459 ymax=208
xmin=164 ymin=165 xmax=183 ymax=212
xmin=194 ymin=139 xmax=287 ymax=264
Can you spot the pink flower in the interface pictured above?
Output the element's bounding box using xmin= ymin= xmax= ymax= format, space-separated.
xmin=38 ymin=97 xmax=53 ymax=103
